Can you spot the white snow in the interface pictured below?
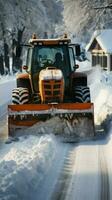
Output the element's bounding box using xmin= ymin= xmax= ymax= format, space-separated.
xmin=39 ymin=68 xmax=63 ymax=80
xmin=77 ymin=59 xmax=92 ymax=72
xmin=86 ymin=29 xmax=112 ymax=53
xmin=88 ymin=67 xmax=112 ymax=124
xmin=0 ymin=75 xmax=16 ymax=104
xmin=0 ymin=63 xmax=112 ymax=199
xmin=0 ymin=75 xmax=16 ymax=117
xmin=0 ymin=135 xmax=56 ymax=200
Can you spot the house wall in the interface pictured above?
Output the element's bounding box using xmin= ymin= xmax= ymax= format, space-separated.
xmin=107 ymin=54 xmax=110 ymax=71
xmin=87 ymin=37 xmax=112 ymax=71
xmin=110 ymin=55 xmax=112 ymax=71
xmin=91 ymin=52 xmax=108 ymax=71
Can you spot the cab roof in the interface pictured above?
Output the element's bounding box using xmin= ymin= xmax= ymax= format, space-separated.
xmin=29 ymin=34 xmax=71 ymax=46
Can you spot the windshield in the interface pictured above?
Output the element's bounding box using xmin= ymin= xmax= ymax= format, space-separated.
xmin=31 ymin=45 xmax=71 ymax=92
xmin=31 ymin=45 xmax=70 ymax=74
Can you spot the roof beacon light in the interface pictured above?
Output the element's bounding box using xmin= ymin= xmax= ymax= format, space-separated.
xmin=63 ymin=33 xmax=68 ymax=38
xmin=32 ymin=33 xmax=37 ymax=39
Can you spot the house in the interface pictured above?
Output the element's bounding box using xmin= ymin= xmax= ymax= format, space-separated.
xmin=86 ymin=29 xmax=112 ymax=71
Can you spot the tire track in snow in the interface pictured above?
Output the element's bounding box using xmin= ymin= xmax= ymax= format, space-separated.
xmin=50 ymin=147 xmax=76 ymax=200
xmin=0 ymin=114 xmax=8 ymax=139
xmin=99 ymin=147 xmax=110 ymax=200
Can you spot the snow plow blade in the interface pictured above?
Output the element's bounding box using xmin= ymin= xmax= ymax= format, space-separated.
xmin=8 ymin=103 xmax=95 ymax=141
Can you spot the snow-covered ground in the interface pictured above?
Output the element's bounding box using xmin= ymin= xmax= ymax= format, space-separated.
xmin=0 ymin=65 xmax=112 ymax=199
xmin=0 ymin=134 xmax=57 ymax=200
xmin=0 ymin=75 xmax=16 ymax=117
xmin=88 ymin=66 xmax=112 ymax=124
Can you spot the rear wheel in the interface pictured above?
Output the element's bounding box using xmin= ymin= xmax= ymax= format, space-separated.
xmin=12 ymin=87 xmax=29 ymax=104
xmin=74 ymin=86 xmax=91 ymax=103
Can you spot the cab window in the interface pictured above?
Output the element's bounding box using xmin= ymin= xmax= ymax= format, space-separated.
xmin=26 ymin=48 xmax=33 ymax=72
xmin=69 ymin=47 xmax=76 ymax=71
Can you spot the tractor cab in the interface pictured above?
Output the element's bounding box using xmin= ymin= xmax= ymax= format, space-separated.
xmin=25 ymin=35 xmax=79 ymax=93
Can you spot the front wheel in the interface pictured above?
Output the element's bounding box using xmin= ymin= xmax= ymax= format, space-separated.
xmin=74 ymin=86 xmax=91 ymax=103
xmin=12 ymin=87 xmax=29 ymax=104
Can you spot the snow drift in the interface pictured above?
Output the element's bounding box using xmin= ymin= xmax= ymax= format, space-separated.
xmin=88 ymin=67 xmax=112 ymax=125
xmin=0 ymin=76 xmax=16 ymax=117
xmin=0 ymin=135 xmax=56 ymax=200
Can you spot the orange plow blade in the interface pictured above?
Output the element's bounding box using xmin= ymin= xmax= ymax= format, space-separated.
xmin=8 ymin=103 xmax=95 ymax=140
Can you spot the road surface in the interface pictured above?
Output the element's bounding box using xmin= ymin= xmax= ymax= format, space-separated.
xmin=0 ymin=115 xmax=110 ymax=200
xmin=0 ymin=115 xmax=8 ymax=140
xmin=35 ymin=139 xmax=110 ymax=200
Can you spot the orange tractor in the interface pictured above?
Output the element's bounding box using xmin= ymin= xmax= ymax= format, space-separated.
xmin=8 ymin=34 xmax=94 ymax=140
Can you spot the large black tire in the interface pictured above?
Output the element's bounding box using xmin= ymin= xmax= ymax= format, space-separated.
xmin=12 ymin=87 xmax=29 ymax=104
xmin=17 ymin=78 xmax=32 ymax=99
xmin=74 ymin=86 xmax=91 ymax=103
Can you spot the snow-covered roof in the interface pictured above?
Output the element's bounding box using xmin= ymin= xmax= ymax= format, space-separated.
xmin=86 ymin=29 xmax=112 ymax=53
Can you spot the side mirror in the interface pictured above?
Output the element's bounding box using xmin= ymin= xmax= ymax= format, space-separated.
xmin=22 ymin=65 xmax=28 ymax=70
xmin=73 ymin=64 xmax=79 ymax=70
xmin=75 ymin=44 xmax=81 ymax=56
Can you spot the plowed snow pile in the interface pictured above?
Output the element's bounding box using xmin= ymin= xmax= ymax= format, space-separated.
xmin=17 ymin=116 xmax=93 ymax=140
xmin=0 ymin=135 xmax=56 ymax=200
xmin=0 ymin=76 xmax=16 ymax=116
xmin=88 ymin=67 xmax=112 ymax=125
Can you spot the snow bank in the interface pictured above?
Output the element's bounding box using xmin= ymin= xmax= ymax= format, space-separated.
xmin=76 ymin=62 xmax=112 ymax=125
xmin=77 ymin=60 xmax=92 ymax=72
xmin=0 ymin=76 xmax=16 ymax=104
xmin=88 ymin=67 xmax=112 ymax=125
xmin=0 ymin=134 xmax=56 ymax=200
xmin=0 ymin=76 xmax=16 ymax=116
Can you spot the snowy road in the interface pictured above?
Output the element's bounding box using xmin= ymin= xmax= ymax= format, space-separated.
xmin=0 ymin=115 xmax=8 ymax=140
xmin=0 ymin=114 xmax=110 ymax=200
xmin=36 ymin=139 xmax=110 ymax=200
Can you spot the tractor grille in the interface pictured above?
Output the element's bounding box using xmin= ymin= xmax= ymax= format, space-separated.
xmin=39 ymin=79 xmax=64 ymax=103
